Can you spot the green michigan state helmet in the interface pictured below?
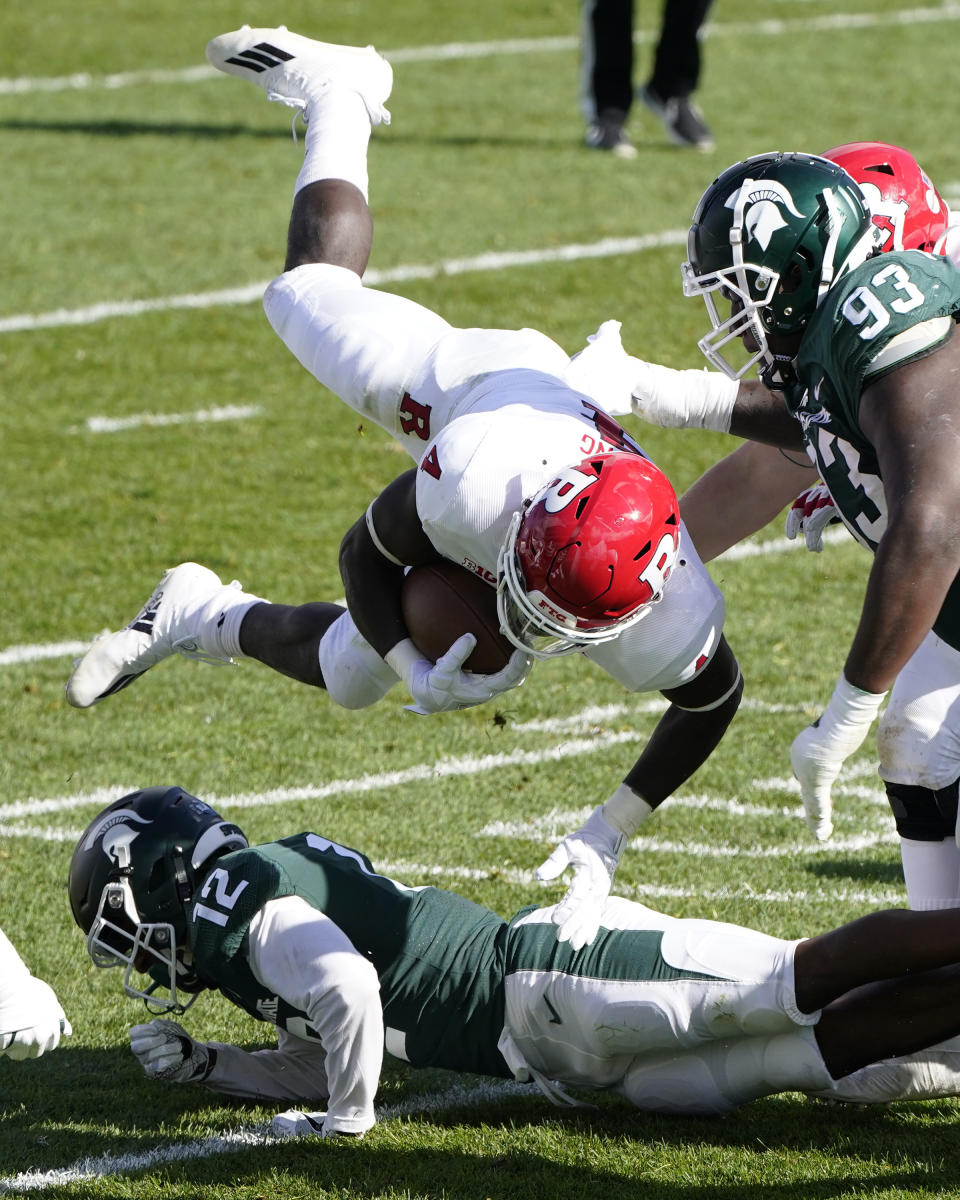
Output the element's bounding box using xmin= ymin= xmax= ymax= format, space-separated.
xmin=683 ymin=152 xmax=879 ymax=387
xmin=69 ymin=786 xmax=247 ymax=1013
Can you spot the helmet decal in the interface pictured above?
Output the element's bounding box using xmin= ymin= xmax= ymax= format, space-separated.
xmin=540 ymin=465 xmax=598 ymax=513
xmin=726 ymin=181 xmax=803 ymax=250
xmin=82 ymin=808 xmax=152 ymax=861
xmin=822 ymin=142 xmax=949 ymax=255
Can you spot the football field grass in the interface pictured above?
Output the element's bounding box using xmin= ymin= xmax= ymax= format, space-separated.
xmin=3 ymin=0 xmax=960 ymax=1194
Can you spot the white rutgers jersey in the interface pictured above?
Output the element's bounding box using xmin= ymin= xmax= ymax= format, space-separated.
xmin=263 ymin=262 xmax=584 ymax=457
xmin=265 ymin=260 xmax=723 ymax=692
xmin=417 ymin=404 xmax=724 ymax=694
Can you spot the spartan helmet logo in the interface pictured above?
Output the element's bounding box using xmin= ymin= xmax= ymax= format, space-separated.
xmin=726 ymin=179 xmax=804 ymax=250
xmin=82 ymin=808 xmax=151 ymax=867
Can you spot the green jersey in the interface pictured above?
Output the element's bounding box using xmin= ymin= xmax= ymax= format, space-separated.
xmin=789 ymin=249 xmax=960 ymax=649
xmin=187 ymin=834 xmax=511 ymax=1078
xmin=186 ymin=837 xmax=722 ymax=1081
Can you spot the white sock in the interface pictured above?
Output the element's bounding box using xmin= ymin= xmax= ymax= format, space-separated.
xmin=295 ymin=87 xmax=372 ymax=201
xmin=900 ymin=837 xmax=960 ymax=909
xmin=192 ymin=586 xmax=266 ymax=660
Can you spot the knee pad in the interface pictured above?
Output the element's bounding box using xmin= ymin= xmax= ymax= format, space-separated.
xmin=318 ymin=613 xmax=398 ymax=710
xmin=618 ymin=1048 xmax=737 ymax=1115
xmin=885 ymin=780 xmax=958 ymax=841
xmin=617 ymin=1029 xmax=832 ymax=1115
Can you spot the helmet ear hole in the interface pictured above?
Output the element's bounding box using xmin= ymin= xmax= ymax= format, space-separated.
xmin=787 ymin=254 xmax=811 ymax=284
xmin=147 ymin=857 xmax=167 ymax=892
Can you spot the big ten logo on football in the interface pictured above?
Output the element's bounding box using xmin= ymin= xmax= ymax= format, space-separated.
xmin=399 ymin=392 xmax=432 ymax=441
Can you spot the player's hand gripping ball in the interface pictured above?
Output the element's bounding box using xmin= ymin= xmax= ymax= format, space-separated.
xmin=401 ymin=562 xmax=513 ymax=673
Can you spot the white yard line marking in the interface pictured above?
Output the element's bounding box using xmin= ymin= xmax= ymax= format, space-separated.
xmin=0 ymin=233 xmax=687 ymax=334
xmin=717 ymin=526 xmax=849 ymax=559
xmin=377 ymin=858 xmax=904 ymax=906
xmin=1 ymin=7 xmax=957 ymax=95
xmin=0 ymin=641 xmax=89 ymax=666
xmin=1 ymin=527 xmax=857 ymax=669
xmin=0 ymin=707 xmax=891 ymax=859
xmin=81 ymin=404 xmax=261 ymax=434
xmin=0 ymin=1080 xmax=538 ymax=1193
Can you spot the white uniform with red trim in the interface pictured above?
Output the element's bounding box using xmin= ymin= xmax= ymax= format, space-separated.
xmin=417 ymin=404 xmax=723 ymax=693
xmin=265 ymin=261 xmax=721 ymax=701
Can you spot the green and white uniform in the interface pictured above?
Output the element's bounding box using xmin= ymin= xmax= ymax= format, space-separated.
xmin=790 ymin=250 xmax=960 ymax=813
xmin=791 ymin=249 xmax=960 ymax=646
xmin=185 ymin=834 xmax=826 ymax=1128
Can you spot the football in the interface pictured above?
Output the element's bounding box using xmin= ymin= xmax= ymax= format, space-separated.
xmin=401 ymin=561 xmax=514 ymax=673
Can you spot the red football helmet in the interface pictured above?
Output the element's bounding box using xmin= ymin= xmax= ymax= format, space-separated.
xmin=822 ymin=142 xmax=949 ymax=254
xmin=496 ymin=451 xmax=681 ymax=658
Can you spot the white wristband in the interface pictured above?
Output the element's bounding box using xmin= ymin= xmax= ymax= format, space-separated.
xmin=384 ymin=638 xmax=421 ymax=685
xmin=830 ymin=673 xmax=887 ymax=724
xmin=602 ymin=784 xmax=655 ymax=838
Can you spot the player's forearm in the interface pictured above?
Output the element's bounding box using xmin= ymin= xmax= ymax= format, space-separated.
xmin=727 ymin=380 xmax=806 ymax=450
xmin=0 ymin=928 xmax=31 ymax=994
xmin=200 ymin=1041 xmax=332 ymax=1103
xmin=680 ymin=442 xmax=817 ymax=562
xmin=339 ymin=516 xmax=410 ymax=658
xmin=608 ymin=686 xmax=743 ymax=834
xmin=844 ymin=519 xmax=960 ymax=692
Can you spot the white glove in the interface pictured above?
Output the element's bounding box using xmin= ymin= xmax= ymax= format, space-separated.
xmin=790 ymin=674 xmax=887 ymax=841
xmin=129 ymin=1019 xmax=211 ymax=1083
xmin=271 ymin=1110 xmax=364 ymax=1139
xmin=535 ymin=805 xmax=625 ymax=950
xmin=564 ymin=320 xmax=638 ymax=416
xmin=630 ymin=361 xmax=739 ymax=432
xmin=0 ymin=976 xmax=70 ymax=1060
xmin=785 ymin=483 xmax=839 ymax=552
xmin=388 ymin=635 xmax=531 ymax=715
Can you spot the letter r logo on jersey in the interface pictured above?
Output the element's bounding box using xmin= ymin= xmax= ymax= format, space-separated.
xmin=399 ymin=393 xmax=432 ymax=441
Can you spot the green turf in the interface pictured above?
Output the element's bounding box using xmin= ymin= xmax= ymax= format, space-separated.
xmin=3 ymin=1 xmax=960 ymax=1194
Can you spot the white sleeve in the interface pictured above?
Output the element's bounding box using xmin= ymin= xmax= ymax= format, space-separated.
xmin=0 ymin=927 xmax=31 ymax=984
xmin=245 ymin=896 xmax=384 ymax=1135
xmin=0 ymin=926 xmax=36 ymax=1028
xmin=202 ymin=1028 xmax=332 ymax=1104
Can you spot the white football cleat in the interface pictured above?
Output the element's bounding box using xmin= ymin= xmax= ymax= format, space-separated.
xmin=205 ymin=25 xmax=392 ymax=125
xmin=66 ymin=563 xmax=237 ymax=709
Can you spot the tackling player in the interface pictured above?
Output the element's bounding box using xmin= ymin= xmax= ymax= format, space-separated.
xmin=615 ymin=149 xmax=960 ymax=912
xmin=658 ymin=142 xmax=958 ymax=568
xmin=69 ymin=786 xmax=960 ymax=1135
xmin=65 ymin=26 xmax=745 ymax=950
